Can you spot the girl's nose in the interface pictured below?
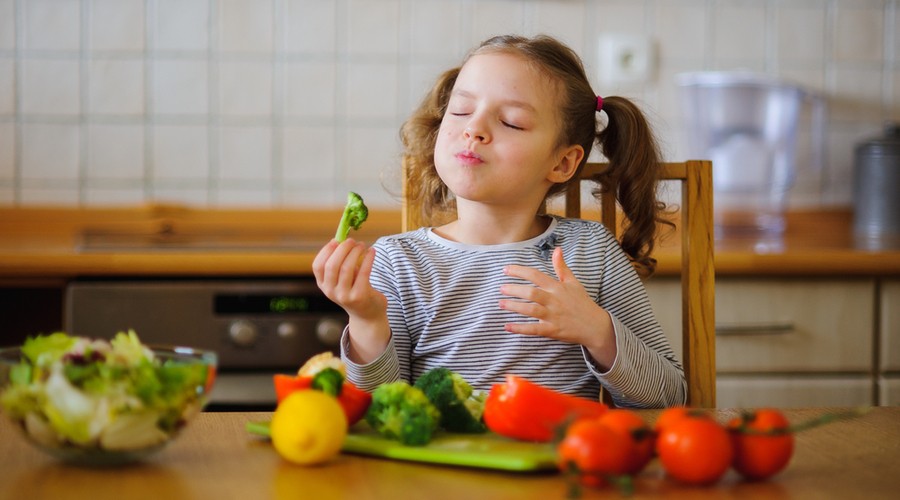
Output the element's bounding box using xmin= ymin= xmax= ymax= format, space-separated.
xmin=464 ymin=124 xmax=490 ymax=143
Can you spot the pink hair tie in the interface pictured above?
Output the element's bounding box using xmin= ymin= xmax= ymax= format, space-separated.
xmin=596 ymin=95 xmax=604 ymax=112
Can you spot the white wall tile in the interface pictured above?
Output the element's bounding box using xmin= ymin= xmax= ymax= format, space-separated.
xmin=219 ymin=0 xmax=274 ymax=53
xmin=213 ymin=185 xmax=272 ymax=207
xmin=24 ymin=0 xmax=81 ymax=51
xmin=0 ymin=185 xmax=14 ymax=205
xmin=469 ymin=1 xmax=527 ymax=47
xmin=713 ymin=2 xmax=767 ymax=63
xmin=83 ymin=184 xmax=146 ymax=205
xmin=87 ymin=124 xmax=144 ymax=179
xmin=0 ymin=58 xmax=13 ymax=115
xmin=20 ymin=123 xmax=79 ymax=181
xmin=19 ymin=185 xmax=80 ymax=205
xmin=219 ymin=61 xmax=273 ymax=116
xmin=0 ymin=122 xmax=13 ymax=179
xmin=155 ymin=0 xmax=209 ymax=52
xmin=344 ymin=125 xmax=400 ymax=183
xmin=833 ymin=3 xmax=884 ymax=63
xmin=152 ymin=125 xmax=209 ymax=180
xmin=20 ymin=59 xmax=81 ymax=115
xmin=90 ymin=0 xmax=145 ymax=51
xmin=655 ymin=0 xmax=707 ymax=62
xmin=281 ymin=181 xmax=340 ymax=208
xmin=284 ymin=0 xmax=336 ymax=53
xmin=149 ymin=185 xmax=209 ymax=206
xmin=830 ymin=66 xmax=884 ymax=122
xmin=345 ymin=62 xmax=397 ymax=119
xmin=530 ymin=0 xmax=586 ymax=50
xmin=593 ymin=0 xmax=645 ymax=35
xmin=284 ymin=61 xmax=335 ymax=117
xmin=346 ymin=0 xmax=400 ymax=56
xmin=88 ymin=59 xmax=144 ymax=114
xmin=410 ymin=0 xmax=463 ymax=57
xmin=153 ymin=60 xmax=209 ymax=115
xmin=219 ymin=126 xmax=272 ymax=181
xmin=776 ymin=5 xmax=827 ymax=62
xmin=282 ymin=125 xmax=335 ymax=182
xmin=0 ymin=0 xmax=14 ymax=50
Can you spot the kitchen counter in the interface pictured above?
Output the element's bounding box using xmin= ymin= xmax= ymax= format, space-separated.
xmin=1 ymin=205 xmax=899 ymax=280
xmin=1 ymin=407 xmax=897 ymax=499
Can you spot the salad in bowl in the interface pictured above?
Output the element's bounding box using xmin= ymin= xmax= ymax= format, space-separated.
xmin=0 ymin=330 xmax=216 ymax=466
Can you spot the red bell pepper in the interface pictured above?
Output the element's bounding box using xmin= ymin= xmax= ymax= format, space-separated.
xmin=273 ymin=373 xmax=371 ymax=426
xmin=483 ymin=374 xmax=608 ymax=442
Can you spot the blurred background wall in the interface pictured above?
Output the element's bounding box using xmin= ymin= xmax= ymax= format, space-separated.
xmin=0 ymin=0 xmax=895 ymax=209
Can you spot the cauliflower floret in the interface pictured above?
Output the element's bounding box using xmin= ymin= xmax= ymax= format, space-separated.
xmin=297 ymin=352 xmax=346 ymax=378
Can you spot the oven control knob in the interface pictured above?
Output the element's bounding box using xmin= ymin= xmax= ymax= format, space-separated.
xmin=277 ymin=322 xmax=298 ymax=339
xmin=316 ymin=318 xmax=344 ymax=346
xmin=229 ymin=320 xmax=259 ymax=347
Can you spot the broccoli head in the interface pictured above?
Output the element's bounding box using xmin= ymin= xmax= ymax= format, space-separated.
xmin=364 ymin=381 xmax=440 ymax=446
xmin=335 ymin=191 xmax=368 ymax=242
xmin=414 ymin=367 xmax=487 ymax=433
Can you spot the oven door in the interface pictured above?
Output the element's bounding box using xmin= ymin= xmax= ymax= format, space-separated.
xmin=65 ymin=279 xmax=346 ymax=410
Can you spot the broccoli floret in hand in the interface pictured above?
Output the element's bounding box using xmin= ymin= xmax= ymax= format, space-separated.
xmin=414 ymin=368 xmax=487 ymax=433
xmin=335 ymin=191 xmax=368 ymax=241
xmin=365 ymin=381 xmax=441 ymax=446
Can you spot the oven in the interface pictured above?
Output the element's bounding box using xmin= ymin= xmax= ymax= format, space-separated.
xmin=64 ymin=279 xmax=346 ymax=410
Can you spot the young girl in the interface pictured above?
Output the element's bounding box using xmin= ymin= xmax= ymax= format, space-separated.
xmin=313 ymin=34 xmax=685 ymax=408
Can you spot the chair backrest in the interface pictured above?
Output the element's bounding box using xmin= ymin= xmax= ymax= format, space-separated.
xmin=402 ymin=160 xmax=716 ymax=407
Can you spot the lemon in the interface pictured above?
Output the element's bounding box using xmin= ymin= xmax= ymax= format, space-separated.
xmin=269 ymin=390 xmax=348 ymax=465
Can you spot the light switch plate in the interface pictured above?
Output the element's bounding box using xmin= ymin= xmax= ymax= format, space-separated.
xmin=598 ymin=34 xmax=655 ymax=86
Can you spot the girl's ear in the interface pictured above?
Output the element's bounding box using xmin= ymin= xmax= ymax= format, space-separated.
xmin=548 ymin=145 xmax=584 ymax=183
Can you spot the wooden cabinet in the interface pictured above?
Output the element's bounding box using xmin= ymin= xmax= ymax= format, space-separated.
xmin=879 ymin=280 xmax=900 ymax=405
xmin=645 ymin=278 xmax=877 ymax=407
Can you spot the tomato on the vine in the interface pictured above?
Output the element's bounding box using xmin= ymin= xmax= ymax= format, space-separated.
xmin=727 ymin=408 xmax=795 ymax=481
xmin=653 ymin=406 xmax=691 ymax=434
xmin=656 ymin=413 xmax=733 ymax=485
xmin=557 ymin=418 xmax=632 ymax=488
xmin=596 ymin=409 xmax=654 ymax=474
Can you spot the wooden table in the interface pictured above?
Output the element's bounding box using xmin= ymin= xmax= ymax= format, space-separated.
xmin=1 ymin=408 xmax=898 ymax=499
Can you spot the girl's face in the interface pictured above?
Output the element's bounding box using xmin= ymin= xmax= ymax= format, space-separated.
xmin=434 ymin=52 xmax=583 ymax=214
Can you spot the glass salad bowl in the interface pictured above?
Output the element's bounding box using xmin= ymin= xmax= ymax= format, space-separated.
xmin=0 ymin=331 xmax=217 ymax=466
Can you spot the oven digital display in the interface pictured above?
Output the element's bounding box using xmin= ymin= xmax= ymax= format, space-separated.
xmin=214 ymin=294 xmax=342 ymax=314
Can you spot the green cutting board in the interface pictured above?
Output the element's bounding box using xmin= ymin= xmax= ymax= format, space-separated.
xmin=247 ymin=421 xmax=558 ymax=472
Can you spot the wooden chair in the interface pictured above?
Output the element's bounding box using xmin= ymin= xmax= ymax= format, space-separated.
xmin=402 ymin=160 xmax=716 ymax=407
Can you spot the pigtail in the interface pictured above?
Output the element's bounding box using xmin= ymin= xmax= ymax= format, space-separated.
xmin=400 ymin=68 xmax=459 ymax=227
xmin=595 ymin=96 xmax=671 ymax=277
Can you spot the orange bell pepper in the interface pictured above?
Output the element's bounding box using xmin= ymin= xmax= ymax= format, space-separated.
xmin=273 ymin=373 xmax=371 ymax=426
xmin=483 ymin=374 xmax=608 ymax=442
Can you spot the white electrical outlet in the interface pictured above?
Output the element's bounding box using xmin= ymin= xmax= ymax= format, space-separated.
xmin=598 ymin=34 xmax=654 ymax=86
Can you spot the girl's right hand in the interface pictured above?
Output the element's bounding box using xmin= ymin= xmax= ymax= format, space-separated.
xmin=312 ymin=239 xmax=391 ymax=363
xmin=312 ymin=238 xmax=387 ymax=322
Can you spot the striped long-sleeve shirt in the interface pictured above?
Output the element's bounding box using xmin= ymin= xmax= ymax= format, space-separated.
xmin=341 ymin=216 xmax=686 ymax=408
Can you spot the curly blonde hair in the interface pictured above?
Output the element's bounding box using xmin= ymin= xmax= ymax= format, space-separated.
xmin=400 ymin=34 xmax=669 ymax=276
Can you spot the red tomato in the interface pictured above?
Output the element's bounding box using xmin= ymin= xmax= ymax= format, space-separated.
xmin=557 ymin=419 xmax=632 ymax=488
xmin=727 ymin=409 xmax=795 ymax=481
xmin=597 ymin=409 xmax=654 ymax=474
xmin=653 ymin=406 xmax=692 ymax=434
xmin=657 ymin=414 xmax=733 ymax=485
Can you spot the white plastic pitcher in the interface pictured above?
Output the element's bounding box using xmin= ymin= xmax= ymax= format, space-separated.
xmin=676 ymin=72 xmax=825 ymax=238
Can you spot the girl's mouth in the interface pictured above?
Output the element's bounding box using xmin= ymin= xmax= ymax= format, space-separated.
xmin=455 ymin=150 xmax=484 ymax=166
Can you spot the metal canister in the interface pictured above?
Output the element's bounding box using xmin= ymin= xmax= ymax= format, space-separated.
xmin=853 ymin=124 xmax=900 ymax=249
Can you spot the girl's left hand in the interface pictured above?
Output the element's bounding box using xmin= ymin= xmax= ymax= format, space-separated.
xmin=499 ymin=247 xmax=615 ymax=361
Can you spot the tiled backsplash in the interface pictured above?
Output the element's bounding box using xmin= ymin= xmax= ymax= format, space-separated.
xmin=0 ymin=0 xmax=896 ymax=209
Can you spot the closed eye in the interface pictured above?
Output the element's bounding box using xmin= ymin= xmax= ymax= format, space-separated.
xmin=502 ymin=121 xmax=524 ymax=130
